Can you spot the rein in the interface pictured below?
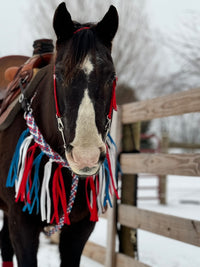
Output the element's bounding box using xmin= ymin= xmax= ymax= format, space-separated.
xmin=53 ymin=68 xmax=68 ymax=153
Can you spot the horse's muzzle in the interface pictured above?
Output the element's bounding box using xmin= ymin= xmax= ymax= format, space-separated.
xmin=66 ymin=145 xmax=106 ymax=177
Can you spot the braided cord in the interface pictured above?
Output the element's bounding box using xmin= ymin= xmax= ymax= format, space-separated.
xmin=25 ymin=113 xmax=69 ymax=168
xmin=45 ymin=174 xmax=79 ymax=236
xmin=24 ymin=112 xmax=80 ymax=236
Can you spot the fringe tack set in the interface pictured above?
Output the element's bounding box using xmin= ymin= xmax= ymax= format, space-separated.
xmin=6 ymin=112 xmax=119 ymax=236
xmin=6 ymin=68 xmax=119 ymax=236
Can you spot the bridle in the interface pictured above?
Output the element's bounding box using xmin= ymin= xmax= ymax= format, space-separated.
xmin=53 ymin=27 xmax=117 ymax=153
xmin=53 ymin=70 xmax=117 ymax=152
xmin=53 ymin=69 xmax=68 ymax=153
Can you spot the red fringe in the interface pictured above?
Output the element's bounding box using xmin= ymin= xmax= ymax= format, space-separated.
xmin=108 ymin=78 xmax=117 ymax=119
xmin=50 ymin=165 xmax=70 ymax=225
xmin=16 ymin=143 xmax=38 ymax=203
xmin=2 ymin=262 xmax=13 ymax=267
xmin=112 ymin=78 xmax=117 ymax=111
xmin=85 ymin=177 xmax=98 ymax=222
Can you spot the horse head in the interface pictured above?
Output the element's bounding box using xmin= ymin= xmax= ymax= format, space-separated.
xmin=53 ymin=3 xmax=118 ymax=177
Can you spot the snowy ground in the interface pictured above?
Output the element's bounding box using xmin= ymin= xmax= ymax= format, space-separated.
xmin=137 ymin=174 xmax=200 ymax=267
xmin=0 ymin=174 xmax=200 ymax=267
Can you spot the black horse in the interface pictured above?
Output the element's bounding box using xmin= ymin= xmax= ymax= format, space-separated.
xmin=0 ymin=3 xmax=118 ymax=267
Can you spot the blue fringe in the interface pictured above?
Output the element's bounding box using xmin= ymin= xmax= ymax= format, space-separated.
xmin=107 ymin=133 xmax=122 ymax=179
xmin=23 ymin=151 xmax=44 ymax=215
xmin=6 ymin=129 xmax=30 ymax=188
xmin=103 ymin=134 xmax=122 ymax=207
xmin=103 ymin=160 xmax=112 ymax=208
xmin=107 ymin=133 xmax=117 ymax=149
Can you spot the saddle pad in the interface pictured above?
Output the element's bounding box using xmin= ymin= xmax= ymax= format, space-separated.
xmin=0 ymin=66 xmax=49 ymax=131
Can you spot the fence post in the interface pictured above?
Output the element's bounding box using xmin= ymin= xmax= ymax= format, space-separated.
xmin=119 ymin=122 xmax=141 ymax=258
xmin=105 ymin=110 xmax=122 ymax=267
xmin=159 ymin=132 xmax=169 ymax=205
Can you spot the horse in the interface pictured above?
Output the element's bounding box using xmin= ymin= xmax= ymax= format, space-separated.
xmin=0 ymin=2 xmax=118 ymax=267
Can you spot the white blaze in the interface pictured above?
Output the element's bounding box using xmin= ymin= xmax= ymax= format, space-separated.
xmin=65 ymin=57 xmax=106 ymax=175
xmin=70 ymin=89 xmax=104 ymax=149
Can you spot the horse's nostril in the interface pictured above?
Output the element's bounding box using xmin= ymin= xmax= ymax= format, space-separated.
xmin=66 ymin=144 xmax=73 ymax=153
xmin=99 ymin=152 xmax=106 ymax=163
xmin=99 ymin=144 xmax=106 ymax=153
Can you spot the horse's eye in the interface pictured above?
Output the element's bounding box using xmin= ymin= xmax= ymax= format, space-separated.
xmin=56 ymin=73 xmax=64 ymax=83
xmin=107 ymin=75 xmax=116 ymax=86
xmin=107 ymin=74 xmax=116 ymax=86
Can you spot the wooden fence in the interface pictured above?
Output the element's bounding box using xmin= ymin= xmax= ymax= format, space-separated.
xmin=83 ymin=87 xmax=200 ymax=267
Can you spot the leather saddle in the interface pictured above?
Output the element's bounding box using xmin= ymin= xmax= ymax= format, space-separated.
xmin=0 ymin=39 xmax=54 ymax=131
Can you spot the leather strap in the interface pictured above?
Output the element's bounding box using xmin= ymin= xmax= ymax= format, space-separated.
xmin=0 ymin=65 xmax=50 ymax=131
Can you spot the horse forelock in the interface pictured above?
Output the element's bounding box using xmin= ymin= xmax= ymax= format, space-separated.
xmin=56 ymin=28 xmax=97 ymax=83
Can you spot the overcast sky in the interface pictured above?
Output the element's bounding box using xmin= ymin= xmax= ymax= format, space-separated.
xmin=1 ymin=0 xmax=200 ymax=56
xmin=146 ymin=0 xmax=200 ymax=30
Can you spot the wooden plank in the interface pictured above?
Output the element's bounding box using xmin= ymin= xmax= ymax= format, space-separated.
xmin=121 ymin=153 xmax=200 ymax=176
xmin=120 ymin=122 xmax=141 ymax=258
xmin=116 ymin=253 xmax=151 ymax=267
xmin=121 ymin=88 xmax=200 ymax=124
xmin=170 ymin=142 xmax=200 ymax=149
xmin=159 ymin=134 xmax=169 ymax=204
xmin=105 ymin=110 xmax=121 ymax=267
xmin=138 ymin=186 xmax=158 ymax=190
xmin=105 ymin=199 xmax=117 ymax=267
xmin=83 ymin=241 xmax=106 ymax=265
xmin=138 ymin=197 xmax=158 ymax=201
xmin=118 ymin=204 xmax=200 ymax=247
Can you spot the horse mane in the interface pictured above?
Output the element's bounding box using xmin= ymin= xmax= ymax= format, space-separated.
xmin=59 ymin=25 xmax=97 ymax=82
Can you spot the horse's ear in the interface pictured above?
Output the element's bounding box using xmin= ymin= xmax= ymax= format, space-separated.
xmin=95 ymin=5 xmax=118 ymax=48
xmin=53 ymin=2 xmax=74 ymax=42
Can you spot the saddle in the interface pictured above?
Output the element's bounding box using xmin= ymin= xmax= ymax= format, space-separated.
xmin=0 ymin=39 xmax=54 ymax=131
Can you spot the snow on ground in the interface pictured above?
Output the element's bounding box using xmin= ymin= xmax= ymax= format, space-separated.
xmin=137 ymin=174 xmax=200 ymax=267
xmin=0 ymin=174 xmax=200 ymax=266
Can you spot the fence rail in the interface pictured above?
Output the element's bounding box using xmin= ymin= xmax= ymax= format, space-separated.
xmin=121 ymin=87 xmax=200 ymax=124
xmin=121 ymin=153 xmax=200 ymax=176
xmin=116 ymin=253 xmax=151 ymax=267
xmin=83 ymin=242 xmax=106 ymax=265
xmin=118 ymin=204 xmax=200 ymax=247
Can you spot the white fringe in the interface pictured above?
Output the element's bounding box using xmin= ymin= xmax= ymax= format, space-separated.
xmin=15 ymin=135 xmax=33 ymax=198
xmin=97 ymin=165 xmax=106 ymax=215
xmin=107 ymin=136 xmax=117 ymax=195
xmin=40 ymin=160 xmax=52 ymax=223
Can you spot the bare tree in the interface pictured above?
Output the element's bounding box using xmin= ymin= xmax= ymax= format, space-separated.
xmin=149 ymin=11 xmax=200 ymax=144
xmin=152 ymin=11 xmax=200 ymax=95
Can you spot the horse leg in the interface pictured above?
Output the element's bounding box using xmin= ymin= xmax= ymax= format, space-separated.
xmin=59 ymin=215 xmax=95 ymax=267
xmin=8 ymin=206 xmax=41 ymax=267
xmin=1 ymin=213 xmax=14 ymax=267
